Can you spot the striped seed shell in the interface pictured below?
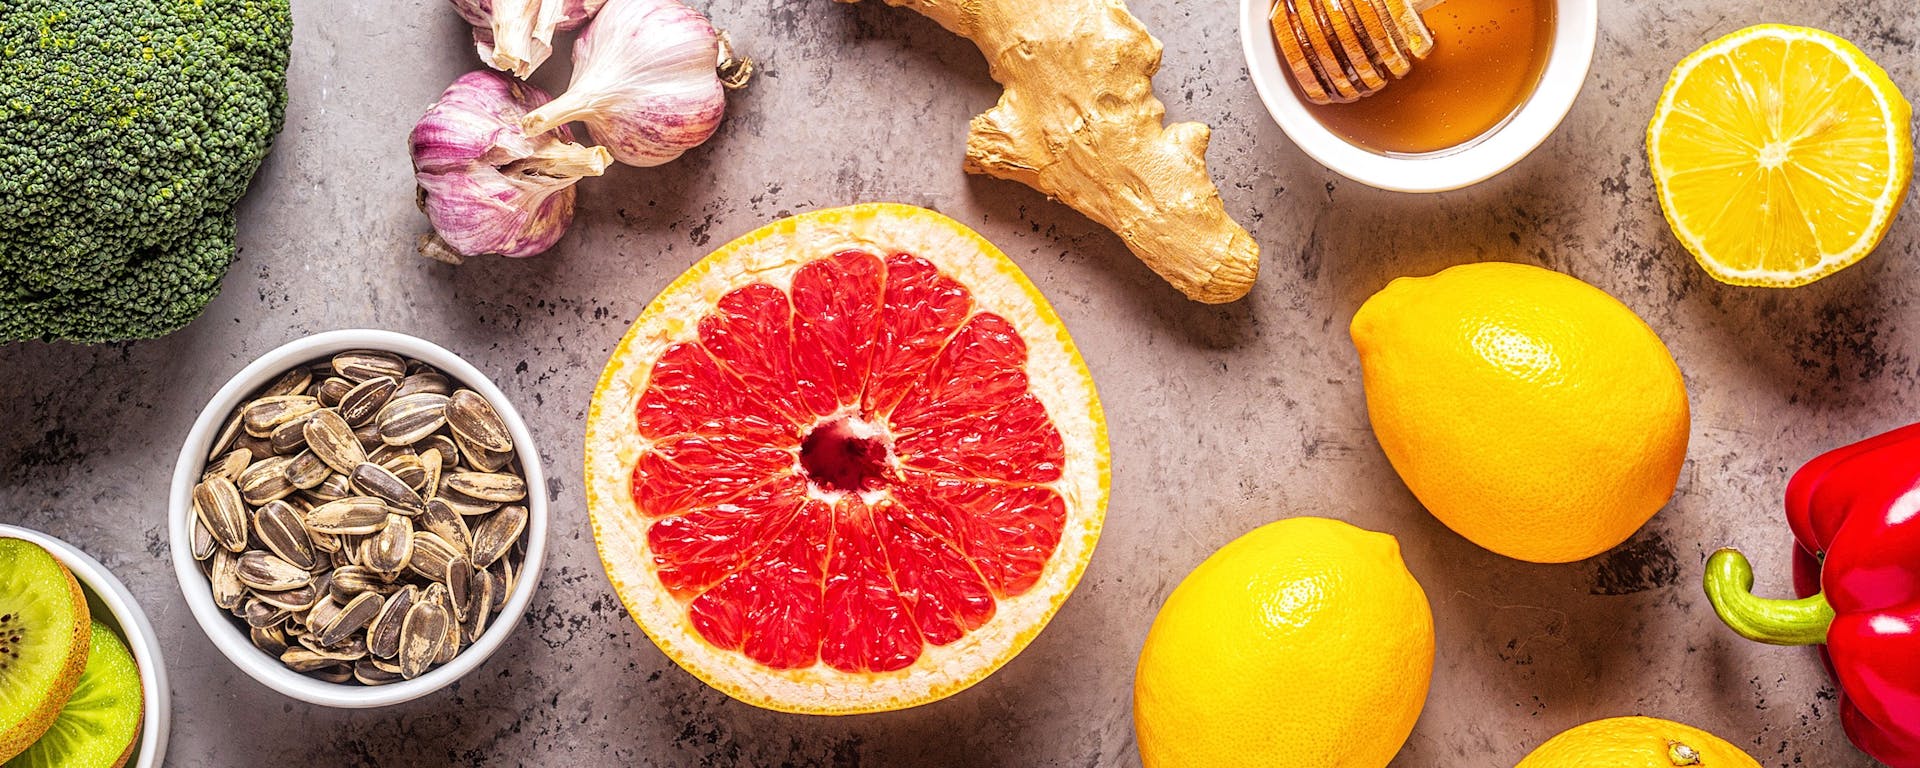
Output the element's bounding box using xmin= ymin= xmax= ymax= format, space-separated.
xmin=421 ymin=435 xmax=460 ymax=470
xmin=384 ymin=453 xmax=429 ymax=491
xmin=237 ymin=551 xmax=312 ymax=591
xmin=190 ymin=517 xmax=216 ymax=561
xmin=280 ymin=647 xmax=338 ymax=673
xmin=304 ymin=409 xmax=367 ymax=474
xmin=305 ymin=593 xmax=343 ymax=635
xmin=444 ymin=556 xmax=472 ymax=621
xmin=487 ymin=556 xmax=513 ymax=613
xmin=319 ymin=592 xmax=385 ymax=648
xmin=354 ymin=659 xmax=402 ymax=686
xmin=252 ymin=625 xmax=290 ymax=657
xmin=259 ymin=367 xmax=314 ymax=399
xmin=193 ymin=477 xmax=250 ymax=553
xmin=203 ymin=449 xmax=252 ymax=484
xmin=462 ymin=569 xmax=493 ymax=642
xmin=366 ymin=585 xmax=417 ymax=659
xmin=376 ymin=393 xmax=449 ymax=446
xmin=333 ymin=350 xmax=407 ymax=383
xmin=443 ymin=472 xmax=526 ymax=503
xmin=447 ymin=390 xmax=512 ymax=453
xmin=407 ymin=531 xmax=459 ymax=583
xmin=353 ymin=420 xmax=384 ymax=452
xmin=254 ymin=500 xmax=316 ymax=570
xmin=338 ymin=376 xmax=399 ymax=426
xmin=351 ymin=462 xmax=424 ymax=512
xmin=299 ymin=632 xmax=368 ymax=659
xmin=308 ymin=528 xmax=341 ymax=554
xmin=394 ymin=372 xmax=452 ymax=399
xmin=283 ymin=450 xmax=330 ymax=490
xmin=419 ymin=499 xmax=472 ymax=558
xmin=305 ymin=497 xmax=392 ymax=535
xmin=238 ymin=455 xmax=298 ymax=506
xmin=308 ymin=473 xmax=354 ymax=504
xmin=329 ymin=565 xmax=402 ymax=601
xmin=432 ymin=582 xmax=460 ymax=664
xmin=245 ymin=599 xmax=291 ymax=630
xmin=208 ymin=410 xmax=244 ymax=461
xmin=398 ymin=597 xmax=451 ymax=679
xmin=210 ymin=550 xmax=245 ymax=610
xmin=367 ymin=514 xmax=415 ymax=576
xmin=308 ymin=664 xmax=355 ymax=684
xmin=315 ymin=376 xmax=353 ymax=407
xmin=268 ymin=413 xmax=314 ymax=454
xmin=453 ymin=430 xmax=514 ymax=473
xmin=470 ymin=505 xmax=526 ymax=568
xmin=254 ymin=583 xmax=320 ymax=612
xmin=242 ymin=395 xmax=321 ymax=437
xmin=417 ymin=449 xmax=443 ymax=497
xmin=436 ymin=489 xmax=500 ymax=517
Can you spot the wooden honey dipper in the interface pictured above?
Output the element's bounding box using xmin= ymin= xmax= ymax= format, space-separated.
xmin=1270 ymin=0 xmax=1439 ymax=104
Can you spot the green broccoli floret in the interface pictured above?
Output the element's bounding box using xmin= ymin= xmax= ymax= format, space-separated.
xmin=0 ymin=0 xmax=291 ymax=344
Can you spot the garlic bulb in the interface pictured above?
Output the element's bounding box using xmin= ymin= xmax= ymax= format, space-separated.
xmin=411 ymin=70 xmax=612 ymax=263
xmin=520 ymin=0 xmax=744 ymax=168
xmin=449 ymin=0 xmax=606 ymax=78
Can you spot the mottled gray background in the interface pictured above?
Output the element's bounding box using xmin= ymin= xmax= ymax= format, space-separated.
xmin=1 ymin=0 xmax=1913 ymax=765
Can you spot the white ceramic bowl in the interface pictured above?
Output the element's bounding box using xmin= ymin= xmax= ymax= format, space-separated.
xmin=1240 ymin=0 xmax=1599 ymax=192
xmin=167 ymin=329 xmax=548 ymax=708
xmin=0 ymin=525 xmax=170 ymax=768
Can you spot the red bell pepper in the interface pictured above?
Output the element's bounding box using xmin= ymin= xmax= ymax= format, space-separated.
xmin=1706 ymin=422 xmax=1920 ymax=768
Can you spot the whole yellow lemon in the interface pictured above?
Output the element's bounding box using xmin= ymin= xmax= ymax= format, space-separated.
xmin=1134 ymin=517 xmax=1433 ymax=768
xmin=1350 ymin=262 xmax=1689 ymax=563
xmin=1516 ymin=717 xmax=1761 ymax=768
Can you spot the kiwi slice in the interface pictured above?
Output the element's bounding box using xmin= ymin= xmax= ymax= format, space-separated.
xmin=6 ymin=620 xmax=143 ymax=768
xmin=0 ymin=539 xmax=90 ymax=763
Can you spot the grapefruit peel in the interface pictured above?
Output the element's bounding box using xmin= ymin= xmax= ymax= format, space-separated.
xmin=585 ymin=203 xmax=1110 ymax=714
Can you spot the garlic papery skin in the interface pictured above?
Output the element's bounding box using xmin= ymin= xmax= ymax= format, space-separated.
xmin=520 ymin=0 xmax=730 ymax=168
xmin=411 ymin=70 xmax=613 ymax=262
xmin=449 ymin=0 xmax=604 ymax=77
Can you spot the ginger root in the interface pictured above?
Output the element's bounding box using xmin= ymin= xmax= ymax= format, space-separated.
xmin=838 ymin=0 xmax=1260 ymax=303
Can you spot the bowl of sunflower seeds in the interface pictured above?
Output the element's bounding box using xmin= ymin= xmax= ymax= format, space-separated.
xmin=168 ymin=329 xmax=547 ymax=707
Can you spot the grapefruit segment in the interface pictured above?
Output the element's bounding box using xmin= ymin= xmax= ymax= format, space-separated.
xmin=586 ymin=203 xmax=1108 ymax=714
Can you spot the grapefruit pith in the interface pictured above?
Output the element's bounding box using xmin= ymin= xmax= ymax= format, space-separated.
xmin=585 ymin=203 xmax=1110 ymax=714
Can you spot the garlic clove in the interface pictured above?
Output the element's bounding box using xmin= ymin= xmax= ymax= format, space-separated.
xmin=410 ymin=70 xmax=612 ymax=261
xmin=519 ymin=0 xmax=737 ymax=168
xmin=449 ymin=0 xmax=604 ymax=78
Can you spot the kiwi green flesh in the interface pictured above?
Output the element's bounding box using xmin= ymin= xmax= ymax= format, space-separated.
xmin=5 ymin=620 xmax=142 ymax=768
xmin=0 ymin=539 xmax=88 ymax=759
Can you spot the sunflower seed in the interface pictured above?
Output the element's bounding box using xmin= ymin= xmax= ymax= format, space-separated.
xmin=416 ymin=449 xmax=443 ymax=496
xmin=488 ymin=556 xmax=513 ymax=612
xmin=237 ymin=551 xmax=311 ymax=591
xmin=308 ymin=664 xmax=355 ymax=684
xmin=305 ymin=593 xmax=343 ymax=634
xmin=303 ymin=409 xmax=366 ymax=474
xmin=299 ymin=629 xmax=370 ymax=659
xmin=333 ymin=350 xmax=407 ymax=383
xmin=268 ymin=413 xmax=314 ymax=454
xmin=210 ymin=550 xmax=245 ymax=610
xmin=353 ymin=659 xmax=402 ymax=686
xmin=366 ymin=442 xmax=414 ymax=468
xmin=453 ymin=430 xmax=514 ymax=473
xmin=304 ymin=497 xmax=391 ymax=535
xmin=443 ymin=472 xmax=526 ymax=503
xmin=367 ymin=514 xmax=414 ymax=576
xmin=445 ymin=557 xmax=473 ymax=619
xmin=376 ymin=393 xmax=449 ymax=446
xmin=420 ymin=435 xmax=460 ymax=470
xmin=255 ymin=583 xmax=319 ymax=612
xmin=470 ymin=505 xmax=526 ymax=568
xmin=242 ymin=395 xmax=321 ymax=438
xmin=418 ymin=499 xmax=471 ymax=558
xmin=426 ymin=582 xmax=461 ymax=664
xmin=307 ymin=473 xmax=354 ymax=504
xmin=384 ymin=453 xmax=429 ymax=491
xmin=244 ymin=599 xmax=291 ymax=629
xmin=462 ymin=569 xmax=493 ymax=642
xmin=319 ymin=592 xmax=385 ymax=647
xmin=279 ymin=647 xmax=337 ymax=673
xmin=308 ymin=528 xmax=341 ymax=554
xmin=238 ymin=455 xmax=298 ymax=506
xmin=447 ymin=390 xmax=512 ymax=453
xmin=408 ymin=531 xmax=459 ymax=583
xmin=208 ymin=410 xmax=245 ymax=461
xmin=338 ymin=376 xmax=399 ymax=426
xmin=328 ymin=565 xmax=400 ymax=601
xmin=349 ymin=462 xmax=424 ymax=513
xmin=437 ymin=489 xmax=500 ymax=517
xmin=353 ymin=420 xmax=384 ymax=451
xmin=398 ymin=598 xmax=451 ymax=679
xmin=194 ymin=477 xmax=250 ymax=553
xmin=251 ymin=625 xmax=290 ymax=656
xmin=190 ymin=517 xmax=217 ymax=561
xmin=203 ymin=449 xmax=252 ymax=484
xmin=394 ymin=372 xmax=452 ymax=400
xmin=366 ymin=585 xmax=416 ymax=659
xmin=283 ymin=450 xmax=330 ymax=490
xmin=254 ymin=500 xmax=316 ymax=570
xmin=315 ymin=376 xmax=353 ymax=407
xmin=259 ymin=367 xmax=315 ymax=399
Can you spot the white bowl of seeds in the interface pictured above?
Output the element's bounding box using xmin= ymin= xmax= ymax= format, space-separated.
xmin=167 ymin=329 xmax=547 ymax=708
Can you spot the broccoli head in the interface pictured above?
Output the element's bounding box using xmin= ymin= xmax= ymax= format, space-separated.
xmin=0 ymin=0 xmax=292 ymax=343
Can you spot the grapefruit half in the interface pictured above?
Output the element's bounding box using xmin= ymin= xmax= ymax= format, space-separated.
xmin=585 ymin=204 xmax=1110 ymax=714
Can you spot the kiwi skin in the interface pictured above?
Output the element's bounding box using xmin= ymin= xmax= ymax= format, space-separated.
xmin=0 ymin=540 xmax=90 ymax=763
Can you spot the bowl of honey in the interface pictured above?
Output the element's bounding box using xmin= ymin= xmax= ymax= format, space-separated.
xmin=1240 ymin=0 xmax=1598 ymax=191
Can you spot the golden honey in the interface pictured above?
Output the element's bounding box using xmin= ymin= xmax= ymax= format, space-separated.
xmin=1293 ymin=0 xmax=1556 ymax=154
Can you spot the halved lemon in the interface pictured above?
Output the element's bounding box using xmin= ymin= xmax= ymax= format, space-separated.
xmin=1648 ymin=24 xmax=1912 ymax=287
xmin=584 ymin=204 xmax=1110 ymax=714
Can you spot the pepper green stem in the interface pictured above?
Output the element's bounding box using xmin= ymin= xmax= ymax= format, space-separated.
xmin=1703 ymin=548 xmax=1834 ymax=646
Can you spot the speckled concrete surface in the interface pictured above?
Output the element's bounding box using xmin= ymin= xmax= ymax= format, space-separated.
xmin=1 ymin=0 xmax=1914 ymax=765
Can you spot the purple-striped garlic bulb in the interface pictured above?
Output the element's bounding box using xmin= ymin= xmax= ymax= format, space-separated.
xmin=520 ymin=0 xmax=749 ymax=168
xmin=411 ymin=70 xmax=612 ymax=263
xmin=449 ymin=0 xmax=607 ymax=78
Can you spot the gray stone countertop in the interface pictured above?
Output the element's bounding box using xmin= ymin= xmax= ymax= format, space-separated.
xmin=1 ymin=0 xmax=1912 ymax=765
